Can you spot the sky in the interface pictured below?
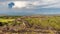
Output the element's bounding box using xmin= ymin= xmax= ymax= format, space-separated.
xmin=0 ymin=0 xmax=60 ymax=15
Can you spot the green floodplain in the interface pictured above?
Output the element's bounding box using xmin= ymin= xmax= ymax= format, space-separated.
xmin=0 ymin=15 xmax=60 ymax=34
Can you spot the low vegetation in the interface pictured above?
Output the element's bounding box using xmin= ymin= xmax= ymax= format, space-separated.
xmin=0 ymin=16 xmax=60 ymax=34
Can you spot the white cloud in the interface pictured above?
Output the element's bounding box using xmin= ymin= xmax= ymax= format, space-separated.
xmin=11 ymin=0 xmax=60 ymax=8
xmin=0 ymin=0 xmax=60 ymax=9
xmin=39 ymin=0 xmax=60 ymax=8
xmin=12 ymin=1 xmax=30 ymax=8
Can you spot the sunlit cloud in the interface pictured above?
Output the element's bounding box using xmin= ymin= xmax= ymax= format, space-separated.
xmin=12 ymin=1 xmax=30 ymax=8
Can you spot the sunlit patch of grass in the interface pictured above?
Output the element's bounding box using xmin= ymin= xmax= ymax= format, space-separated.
xmin=0 ymin=19 xmax=14 ymax=22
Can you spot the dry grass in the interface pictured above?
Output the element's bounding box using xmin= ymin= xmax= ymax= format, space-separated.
xmin=0 ymin=16 xmax=60 ymax=34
